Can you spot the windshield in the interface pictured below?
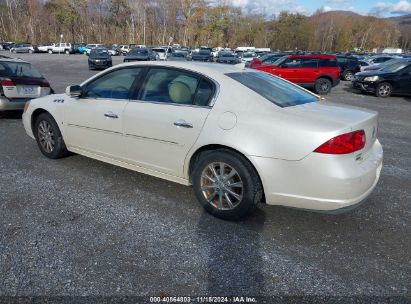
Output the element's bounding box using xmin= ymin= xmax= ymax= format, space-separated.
xmin=170 ymin=52 xmax=185 ymax=57
xmin=226 ymin=71 xmax=318 ymax=107
xmin=153 ymin=48 xmax=165 ymax=53
xmin=220 ymin=52 xmax=234 ymax=58
xmin=130 ymin=49 xmax=148 ymax=56
xmin=242 ymin=52 xmax=255 ymax=58
xmin=199 ymin=50 xmax=211 ymax=55
xmin=272 ymin=56 xmax=288 ymax=66
xmin=381 ymin=62 xmax=410 ymax=73
xmin=90 ymin=50 xmax=109 ymax=57
xmin=0 ymin=62 xmax=43 ymax=78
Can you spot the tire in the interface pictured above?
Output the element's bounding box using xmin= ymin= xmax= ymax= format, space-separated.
xmin=342 ymin=70 xmax=354 ymax=81
xmin=375 ymin=82 xmax=392 ymax=98
xmin=48 ymin=49 xmax=53 ymax=54
xmin=28 ymin=49 xmax=33 ymax=54
xmin=65 ymin=49 xmax=70 ymax=55
xmin=314 ymin=78 xmax=332 ymax=95
xmin=34 ymin=113 xmax=68 ymax=159
xmin=192 ymin=150 xmax=263 ymax=220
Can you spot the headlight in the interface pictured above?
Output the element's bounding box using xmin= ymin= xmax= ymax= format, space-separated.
xmin=363 ymin=76 xmax=379 ymax=82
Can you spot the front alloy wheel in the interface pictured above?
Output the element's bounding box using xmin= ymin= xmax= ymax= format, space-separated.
xmin=376 ymin=82 xmax=392 ymax=98
xmin=38 ymin=120 xmax=55 ymax=153
xmin=35 ymin=113 xmax=69 ymax=159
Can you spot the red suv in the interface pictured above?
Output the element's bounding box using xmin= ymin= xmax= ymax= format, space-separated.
xmin=253 ymin=55 xmax=341 ymax=95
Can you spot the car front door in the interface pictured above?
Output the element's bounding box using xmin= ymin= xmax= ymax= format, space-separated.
xmin=63 ymin=67 xmax=143 ymax=159
xmin=276 ymin=58 xmax=302 ymax=83
xmin=298 ymin=58 xmax=319 ymax=84
xmin=123 ymin=67 xmax=215 ymax=178
xmin=396 ymin=65 xmax=411 ymax=94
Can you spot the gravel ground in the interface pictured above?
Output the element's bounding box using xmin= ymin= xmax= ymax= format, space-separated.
xmin=0 ymin=52 xmax=410 ymax=303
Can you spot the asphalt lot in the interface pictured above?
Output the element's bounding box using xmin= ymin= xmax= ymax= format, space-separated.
xmin=0 ymin=52 xmax=410 ymax=302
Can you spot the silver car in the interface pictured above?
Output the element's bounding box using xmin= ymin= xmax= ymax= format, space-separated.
xmin=0 ymin=58 xmax=51 ymax=111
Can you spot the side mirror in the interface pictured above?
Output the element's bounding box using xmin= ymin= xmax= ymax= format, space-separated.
xmin=66 ymin=85 xmax=82 ymax=97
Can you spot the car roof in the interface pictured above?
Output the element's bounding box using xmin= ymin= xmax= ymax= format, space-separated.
xmin=288 ymin=54 xmax=336 ymax=59
xmin=118 ymin=61 xmax=251 ymax=77
xmin=0 ymin=56 xmax=29 ymax=64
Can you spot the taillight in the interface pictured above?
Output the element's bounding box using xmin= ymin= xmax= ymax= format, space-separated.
xmin=314 ymin=130 xmax=366 ymax=154
xmin=0 ymin=78 xmax=15 ymax=86
xmin=40 ymin=81 xmax=50 ymax=88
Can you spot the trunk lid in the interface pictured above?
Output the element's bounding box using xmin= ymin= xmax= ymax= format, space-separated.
xmin=285 ymin=101 xmax=378 ymax=157
xmin=1 ymin=76 xmax=50 ymax=99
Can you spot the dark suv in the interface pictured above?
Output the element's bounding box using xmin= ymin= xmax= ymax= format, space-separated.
xmin=254 ymin=55 xmax=341 ymax=95
xmin=336 ymin=56 xmax=361 ymax=81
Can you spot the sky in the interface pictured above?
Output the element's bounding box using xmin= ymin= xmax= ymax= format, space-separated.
xmin=228 ymin=0 xmax=411 ymax=17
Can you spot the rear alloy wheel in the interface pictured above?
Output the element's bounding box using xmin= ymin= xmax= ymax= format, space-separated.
xmin=48 ymin=49 xmax=53 ymax=54
xmin=342 ymin=70 xmax=354 ymax=81
xmin=28 ymin=49 xmax=33 ymax=54
xmin=192 ymin=150 xmax=262 ymax=220
xmin=375 ymin=82 xmax=392 ymax=98
xmin=65 ymin=49 xmax=70 ymax=55
xmin=314 ymin=78 xmax=332 ymax=95
xmin=35 ymin=113 xmax=68 ymax=159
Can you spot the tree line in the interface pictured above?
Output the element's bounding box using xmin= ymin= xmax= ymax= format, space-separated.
xmin=0 ymin=0 xmax=409 ymax=52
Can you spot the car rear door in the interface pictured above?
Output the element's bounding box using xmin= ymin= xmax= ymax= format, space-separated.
xmin=122 ymin=67 xmax=215 ymax=178
xmin=63 ymin=67 xmax=143 ymax=159
xmin=298 ymin=58 xmax=320 ymax=84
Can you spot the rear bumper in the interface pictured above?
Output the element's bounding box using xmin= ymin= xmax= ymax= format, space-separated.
xmin=250 ymin=139 xmax=383 ymax=212
xmin=0 ymin=97 xmax=28 ymax=111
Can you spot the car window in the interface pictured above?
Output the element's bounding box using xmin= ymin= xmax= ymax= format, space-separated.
xmin=318 ymin=59 xmax=338 ymax=67
xmin=302 ymin=58 xmax=318 ymax=68
xmin=285 ymin=58 xmax=302 ymax=68
xmin=226 ymin=71 xmax=318 ymax=108
xmin=337 ymin=57 xmax=347 ymax=63
xmin=83 ymin=68 xmax=142 ymax=100
xmin=194 ymin=79 xmax=214 ymax=106
xmin=138 ymin=68 xmax=200 ymax=104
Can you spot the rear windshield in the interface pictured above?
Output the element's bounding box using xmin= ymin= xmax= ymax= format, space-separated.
xmin=90 ymin=50 xmax=110 ymax=57
xmin=0 ymin=62 xmax=43 ymax=78
xmin=226 ymin=72 xmax=318 ymax=107
xmin=220 ymin=52 xmax=235 ymax=57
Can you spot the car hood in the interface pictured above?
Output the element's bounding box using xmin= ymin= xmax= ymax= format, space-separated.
xmin=355 ymin=70 xmax=393 ymax=77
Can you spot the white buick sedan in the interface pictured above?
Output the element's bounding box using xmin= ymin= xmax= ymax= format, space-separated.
xmin=22 ymin=62 xmax=383 ymax=220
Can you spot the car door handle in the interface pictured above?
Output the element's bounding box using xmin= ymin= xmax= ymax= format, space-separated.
xmin=174 ymin=120 xmax=193 ymax=128
xmin=104 ymin=112 xmax=118 ymax=119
